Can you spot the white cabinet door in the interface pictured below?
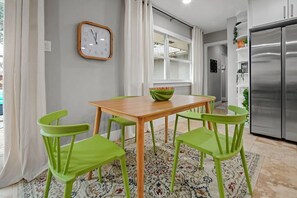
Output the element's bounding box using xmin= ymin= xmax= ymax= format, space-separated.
xmin=289 ymin=0 xmax=297 ymax=18
xmin=250 ymin=0 xmax=287 ymax=27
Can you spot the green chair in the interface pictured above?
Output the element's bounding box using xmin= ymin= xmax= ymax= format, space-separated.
xmin=38 ymin=110 xmax=130 ymax=198
xmin=107 ymin=96 xmax=156 ymax=154
xmin=172 ymin=95 xmax=216 ymax=144
xmin=170 ymin=105 xmax=252 ymax=198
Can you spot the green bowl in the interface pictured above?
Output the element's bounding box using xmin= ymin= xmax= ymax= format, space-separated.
xmin=150 ymin=89 xmax=174 ymax=101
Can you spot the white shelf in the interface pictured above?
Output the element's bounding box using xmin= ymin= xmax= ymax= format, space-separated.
xmin=237 ymin=84 xmax=249 ymax=88
xmin=236 ymin=34 xmax=247 ymax=41
xmin=236 ymin=47 xmax=248 ymax=52
xmin=238 ymin=60 xmax=248 ymax=64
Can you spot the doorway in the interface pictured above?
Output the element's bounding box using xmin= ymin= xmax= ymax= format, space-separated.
xmin=204 ymin=40 xmax=228 ymax=108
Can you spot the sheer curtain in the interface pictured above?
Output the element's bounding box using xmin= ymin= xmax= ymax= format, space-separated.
xmin=191 ymin=26 xmax=204 ymax=95
xmin=124 ymin=0 xmax=154 ymax=96
xmin=0 ymin=0 xmax=47 ymax=188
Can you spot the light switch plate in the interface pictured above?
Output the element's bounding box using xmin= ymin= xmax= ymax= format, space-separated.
xmin=44 ymin=41 xmax=51 ymax=52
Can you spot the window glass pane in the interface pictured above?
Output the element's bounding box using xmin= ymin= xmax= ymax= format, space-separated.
xmin=154 ymin=32 xmax=165 ymax=57
xmin=168 ymin=36 xmax=189 ymax=60
xmin=154 ymin=58 xmax=165 ymax=80
xmin=169 ymin=60 xmax=190 ymax=81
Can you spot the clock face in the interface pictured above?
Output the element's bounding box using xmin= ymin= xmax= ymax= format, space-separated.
xmin=77 ymin=21 xmax=113 ymax=60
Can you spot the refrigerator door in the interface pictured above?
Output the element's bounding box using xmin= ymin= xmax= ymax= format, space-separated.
xmin=250 ymin=28 xmax=282 ymax=138
xmin=285 ymin=24 xmax=297 ymax=142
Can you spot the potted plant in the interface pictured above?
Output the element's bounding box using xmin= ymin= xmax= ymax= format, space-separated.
xmin=233 ymin=22 xmax=241 ymax=44
xmin=242 ymin=88 xmax=249 ymax=123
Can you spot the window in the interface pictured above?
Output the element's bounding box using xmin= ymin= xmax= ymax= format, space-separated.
xmin=153 ymin=29 xmax=191 ymax=82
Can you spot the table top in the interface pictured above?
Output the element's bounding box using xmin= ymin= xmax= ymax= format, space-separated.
xmin=89 ymin=95 xmax=212 ymax=119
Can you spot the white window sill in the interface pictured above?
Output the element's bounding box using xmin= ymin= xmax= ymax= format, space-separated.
xmin=153 ymin=81 xmax=192 ymax=87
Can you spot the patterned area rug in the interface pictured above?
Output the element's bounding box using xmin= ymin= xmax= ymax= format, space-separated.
xmin=18 ymin=129 xmax=262 ymax=197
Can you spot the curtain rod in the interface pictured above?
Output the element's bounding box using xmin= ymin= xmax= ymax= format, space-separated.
xmin=152 ymin=5 xmax=193 ymax=29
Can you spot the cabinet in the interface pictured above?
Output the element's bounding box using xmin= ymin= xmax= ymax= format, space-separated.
xmin=249 ymin=0 xmax=297 ymax=27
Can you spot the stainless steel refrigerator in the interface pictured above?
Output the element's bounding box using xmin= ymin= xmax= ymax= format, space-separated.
xmin=250 ymin=19 xmax=297 ymax=142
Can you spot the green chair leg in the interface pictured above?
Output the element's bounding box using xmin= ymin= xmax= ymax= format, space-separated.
xmin=149 ymin=121 xmax=156 ymax=154
xmin=120 ymin=157 xmax=131 ymax=198
xmin=187 ymin=118 xmax=190 ymax=131
xmin=203 ymin=120 xmax=206 ymax=127
xmin=44 ymin=169 xmax=52 ymax=198
xmin=98 ymin=167 xmax=102 ymax=183
xmin=121 ymin=127 xmax=125 ymax=149
xmin=64 ymin=181 xmax=73 ymax=198
xmin=240 ymin=147 xmax=253 ymax=195
xmin=173 ymin=115 xmax=179 ymax=145
xmin=170 ymin=141 xmax=181 ymax=192
xmin=214 ymin=158 xmax=225 ymax=198
xmin=107 ymin=120 xmax=112 ymax=140
xmin=199 ymin=152 xmax=204 ymax=170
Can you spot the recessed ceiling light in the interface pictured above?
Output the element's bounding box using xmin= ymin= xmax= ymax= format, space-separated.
xmin=183 ymin=0 xmax=191 ymax=4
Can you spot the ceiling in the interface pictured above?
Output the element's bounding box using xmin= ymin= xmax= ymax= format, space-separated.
xmin=151 ymin=0 xmax=248 ymax=34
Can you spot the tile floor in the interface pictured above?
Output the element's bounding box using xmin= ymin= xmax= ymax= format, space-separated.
xmin=0 ymin=106 xmax=297 ymax=197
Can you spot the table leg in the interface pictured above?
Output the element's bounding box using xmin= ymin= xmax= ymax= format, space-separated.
xmin=88 ymin=107 xmax=102 ymax=180
xmin=165 ymin=116 xmax=168 ymax=143
xmin=205 ymin=102 xmax=213 ymax=130
xmin=93 ymin=107 xmax=102 ymax=135
xmin=136 ymin=118 xmax=145 ymax=198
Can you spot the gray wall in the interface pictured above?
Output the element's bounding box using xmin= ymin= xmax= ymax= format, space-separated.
xmin=44 ymin=0 xmax=124 ymax=137
xmin=207 ymin=45 xmax=227 ymax=102
xmin=204 ymin=29 xmax=227 ymax=44
xmin=153 ymin=10 xmax=192 ymax=39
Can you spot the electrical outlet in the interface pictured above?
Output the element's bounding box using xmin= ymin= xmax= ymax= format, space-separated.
xmin=44 ymin=41 xmax=51 ymax=52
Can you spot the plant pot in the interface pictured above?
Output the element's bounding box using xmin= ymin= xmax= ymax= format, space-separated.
xmin=237 ymin=40 xmax=245 ymax=48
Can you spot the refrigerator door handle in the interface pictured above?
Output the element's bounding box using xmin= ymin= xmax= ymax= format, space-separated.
xmin=282 ymin=27 xmax=286 ymax=139
xmin=291 ymin=4 xmax=294 ymax=17
xmin=284 ymin=6 xmax=287 ymax=19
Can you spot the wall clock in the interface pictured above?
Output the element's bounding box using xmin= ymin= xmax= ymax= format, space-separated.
xmin=77 ymin=21 xmax=113 ymax=60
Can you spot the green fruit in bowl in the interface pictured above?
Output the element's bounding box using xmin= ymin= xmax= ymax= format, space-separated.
xmin=149 ymin=87 xmax=174 ymax=101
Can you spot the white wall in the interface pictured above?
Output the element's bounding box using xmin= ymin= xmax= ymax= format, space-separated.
xmin=204 ymin=29 xmax=227 ymax=44
xmin=44 ymin=0 xmax=124 ymax=137
xmin=153 ymin=10 xmax=192 ymax=39
xmin=227 ymin=16 xmax=238 ymax=106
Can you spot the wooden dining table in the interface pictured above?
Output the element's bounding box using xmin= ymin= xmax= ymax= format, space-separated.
xmin=88 ymin=95 xmax=213 ymax=198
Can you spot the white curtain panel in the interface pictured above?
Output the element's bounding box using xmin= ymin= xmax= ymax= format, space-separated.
xmin=191 ymin=26 xmax=204 ymax=95
xmin=124 ymin=0 xmax=154 ymax=96
xmin=0 ymin=0 xmax=47 ymax=188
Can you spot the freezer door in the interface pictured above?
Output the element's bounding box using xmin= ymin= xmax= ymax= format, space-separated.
xmin=250 ymin=28 xmax=282 ymax=138
xmin=285 ymin=24 xmax=297 ymax=142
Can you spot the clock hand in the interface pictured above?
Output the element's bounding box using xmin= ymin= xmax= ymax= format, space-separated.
xmin=90 ymin=29 xmax=98 ymax=44
xmin=95 ymin=32 xmax=98 ymax=44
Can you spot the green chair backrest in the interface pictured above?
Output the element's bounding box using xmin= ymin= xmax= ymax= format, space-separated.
xmin=189 ymin=95 xmax=216 ymax=114
xmin=201 ymin=105 xmax=248 ymax=157
xmin=38 ymin=110 xmax=89 ymax=175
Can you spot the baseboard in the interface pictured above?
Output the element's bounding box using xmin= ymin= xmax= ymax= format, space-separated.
xmin=101 ymin=129 xmax=122 ymax=141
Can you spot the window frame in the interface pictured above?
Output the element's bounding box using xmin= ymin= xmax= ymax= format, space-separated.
xmin=153 ymin=25 xmax=192 ymax=83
